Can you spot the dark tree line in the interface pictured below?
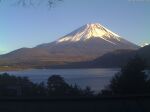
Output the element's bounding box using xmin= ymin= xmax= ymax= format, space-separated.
xmin=0 ymin=56 xmax=150 ymax=97
xmin=0 ymin=73 xmax=94 ymax=97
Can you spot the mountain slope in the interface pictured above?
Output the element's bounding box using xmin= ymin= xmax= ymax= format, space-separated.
xmin=137 ymin=45 xmax=150 ymax=67
xmin=90 ymin=49 xmax=136 ymax=67
xmin=90 ymin=45 xmax=150 ymax=68
xmin=0 ymin=23 xmax=139 ymax=68
xmin=65 ymin=45 xmax=150 ymax=68
xmin=36 ymin=23 xmax=139 ymax=58
xmin=53 ymin=49 xmax=136 ymax=68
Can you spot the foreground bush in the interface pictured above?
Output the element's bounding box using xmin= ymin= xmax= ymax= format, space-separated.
xmin=101 ymin=56 xmax=150 ymax=95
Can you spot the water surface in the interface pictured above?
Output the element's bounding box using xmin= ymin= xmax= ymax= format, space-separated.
xmin=0 ymin=68 xmax=120 ymax=92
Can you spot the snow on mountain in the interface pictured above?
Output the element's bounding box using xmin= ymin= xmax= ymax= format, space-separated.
xmin=57 ymin=23 xmax=121 ymax=44
xmin=36 ymin=22 xmax=139 ymax=58
xmin=0 ymin=23 xmax=140 ymax=67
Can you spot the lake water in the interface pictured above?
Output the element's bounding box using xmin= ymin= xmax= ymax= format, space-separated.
xmin=0 ymin=68 xmax=120 ymax=92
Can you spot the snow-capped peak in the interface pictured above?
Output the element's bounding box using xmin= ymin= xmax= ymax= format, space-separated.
xmin=57 ymin=23 xmax=121 ymax=44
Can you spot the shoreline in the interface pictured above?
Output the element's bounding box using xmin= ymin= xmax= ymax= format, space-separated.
xmin=0 ymin=67 xmax=121 ymax=72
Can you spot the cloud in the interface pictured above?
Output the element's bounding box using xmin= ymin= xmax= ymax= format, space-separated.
xmin=0 ymin=50 xmax=5 ymax=54
xmin=140 ymin=43 xmax=149 ymax=47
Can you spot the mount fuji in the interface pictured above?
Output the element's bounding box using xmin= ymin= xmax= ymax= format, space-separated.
xmin=0 ymin=23 xmax=139 ymax=68
xmin=36 ymin=23 xmax=138 ymax=59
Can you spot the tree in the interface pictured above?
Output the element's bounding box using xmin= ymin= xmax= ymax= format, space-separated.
xmin=0 ymin=73 xmax=95 ymax=97
xmin=47 ymin=75 xmax=71 ymax=96
xmin=102 ymin=56 xmax=148 ymax=95
xmin=82 ymin=86 xmax=94 ymax=97
xmin=0 ymin=73 xmax=36 ymax=96
xmin=69 ymin=84 xmax=84 ymax=96
xmin=31 ymin=82 xmax=47 ymax=96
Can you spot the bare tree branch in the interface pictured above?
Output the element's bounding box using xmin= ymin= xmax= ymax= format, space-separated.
xmin=0 ymin=0 xmax=63 ymax=8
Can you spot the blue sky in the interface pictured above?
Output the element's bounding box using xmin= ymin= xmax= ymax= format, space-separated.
xmin=0 ymin=0 xmax=150 ymax=54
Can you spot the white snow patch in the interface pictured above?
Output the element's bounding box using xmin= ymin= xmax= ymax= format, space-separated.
xmin=57 ymin=23 xmax=121 ymax=44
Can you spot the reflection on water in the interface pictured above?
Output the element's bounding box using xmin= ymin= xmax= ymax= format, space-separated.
xmin=0 ymin=68 xmax=120 ymax=92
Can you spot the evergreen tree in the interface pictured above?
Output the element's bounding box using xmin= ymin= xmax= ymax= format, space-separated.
xmin=102 ymin=56 xmax=148 ymax=95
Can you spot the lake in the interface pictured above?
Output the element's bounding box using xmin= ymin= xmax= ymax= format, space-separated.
xmin=0 ymin=68 xmax=120 ymax=92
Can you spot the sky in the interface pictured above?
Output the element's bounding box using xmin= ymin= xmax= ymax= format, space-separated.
xmin=0 ymin=0 xmax=150 ymax=54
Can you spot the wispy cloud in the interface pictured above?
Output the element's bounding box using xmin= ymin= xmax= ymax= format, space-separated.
xmin=0 ymin=50 xmax=5 ymax=54
xmin=140 ymin=43 xmax=149 ymax=47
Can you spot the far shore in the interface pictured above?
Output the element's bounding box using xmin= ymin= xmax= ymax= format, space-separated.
xmin=0 ymin=67 xmax=30 ymax=72
xmin=0 ymin=66 xmax=121 ymax=72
